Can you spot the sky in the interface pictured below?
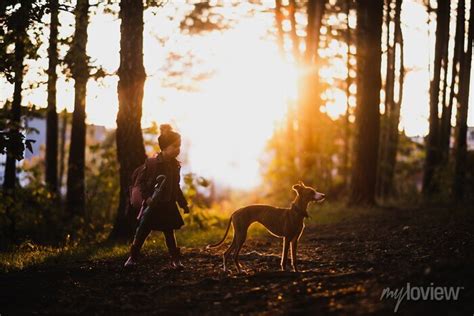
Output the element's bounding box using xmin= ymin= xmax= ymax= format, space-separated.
xmin=1 ymin=0 xmax=473 ymax=189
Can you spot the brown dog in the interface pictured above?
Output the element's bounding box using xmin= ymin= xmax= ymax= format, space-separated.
xmin=208 ymin=182 xmax=325 ymax=273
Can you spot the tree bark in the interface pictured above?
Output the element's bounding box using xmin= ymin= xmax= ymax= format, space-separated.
xmin=3 ymin=1 xmax=31 ymax=192
xmin=46 ymin=0 xmax=59 ymax=194
xmin=440 ymin=0 xmax=465 ymax=164
xmin=288 ymin=0 xmax=301 ymax=63
xmin=378 ymin=0 xmax=404 ymax=198
xmin=274 ymin=0 xmax=285 ymax=56
xmin=423 ymin=0 xmax=450 ymax=196
xmin=109 ymin=0 xmax=147 ymax=241
xmin=343 ymin=0 xmax=353 ymax=189
xmin=377 ymin=0 xmax=394 ymax=198
xmin=384 ymin=0 xmax=404 ymax=197
xmin=453 ymin=0 xmax=473 ymax=199
xmin=304 ymin=0 xmax=325 ymax=65
xmin=349 ymin=0 xmax=383 ymax=206
xmin=66 ymin=0 xmax=89 ymax=217
xmin=299 ymin=0 xmax=325 ymax=184
xmin=58 ymin=109 xmax=68 ymax=195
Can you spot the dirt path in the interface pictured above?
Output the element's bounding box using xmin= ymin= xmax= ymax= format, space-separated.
xmin=1 ymin=207 xmax=473 ymax=315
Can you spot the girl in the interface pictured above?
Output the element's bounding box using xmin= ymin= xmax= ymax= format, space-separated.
xmin=124 ymin=124 xmax=190 ymax=268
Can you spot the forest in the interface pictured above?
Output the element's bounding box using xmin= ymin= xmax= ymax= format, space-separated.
xmin=1 ymin=0 xmax=473 ymax=314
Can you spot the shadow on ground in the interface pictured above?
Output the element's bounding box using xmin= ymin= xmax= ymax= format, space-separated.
xmin=1 ymin=206 xmax=473 ymax=315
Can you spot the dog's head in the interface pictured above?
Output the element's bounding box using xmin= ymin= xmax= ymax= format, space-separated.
xmin=292 ymin=181 xmax=326 ymax=203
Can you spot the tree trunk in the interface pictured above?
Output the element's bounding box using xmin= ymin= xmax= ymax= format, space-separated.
xmin=384 ymin=0 xmax=404 ymax=197
xmin=299 ymin=0 xmax=325 ymax=184
xmin=349 ymin=0 xmax=383 ymax=206
xmin=58 ymin=109 xmax=68 ymax=195
xmin=46 ymin=0 xmax=59 ymax=194
xmin=66 ymin=0 xmax=89 ymax=217
xmin=423 ymin=0 xmax=450 ymax=196
xmin=3 ymin=1 xmax=31 ymax=192
xmin=109 ymin=0 xmax=147 ymax=241
xmin=274 ymin=0 xmax=285 ymax=56
xmin=378 ymin=0 xmax=404 ymax=198
xmin=288 ymin=0 xmax=301 ymax=63
xmin=343 ymin=0 xmax=353 ymax=189
xmin=304 ymin=0 xmax=325 ymax=65
xmin=453 ymin=0 xmax=473 ymax=199
xmin=377 ymin=0 xmax=394 ymax=198
xmin=440 ymin=0 xmax=465 ymax=164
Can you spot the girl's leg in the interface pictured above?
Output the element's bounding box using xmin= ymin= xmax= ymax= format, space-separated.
xmin=130 ymin=224 xmax=151 ymax=260
xmin=163 ymin=230 xmax=183 ymax=268
xmin=129 ymin=202 xmax=156 ymax=260
xmin=163 ymin=229 xmax=178 ymax=256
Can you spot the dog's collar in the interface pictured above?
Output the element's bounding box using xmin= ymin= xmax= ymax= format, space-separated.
xmin=292 ymin=203 xmax=309 ymax=218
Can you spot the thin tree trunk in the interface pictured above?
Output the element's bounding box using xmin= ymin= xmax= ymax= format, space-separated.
xmin=349 ymin=0 xmax=383 ymax=206
xmin=109 ymin=0 xmax=147 ymax=241
xmin=288 ymin=0 xmax=301 ymax=63
xmin=383 ymin=0 xmax=404 ymax=197
xmin=304 ymin=0 xmax=325 ymax=65
xmin=275 ymin=0 xmax=285 ymax=56
xmin=343 ymin=0 xmax=353 ymax=189
xmin=66 ymin=0 xmax=89 ymax=217
xmin=46 ymin=0 xmax=59 ymax=194
xmin=377 ymin=0 xmax=394 ymax=198
xmin=3 ymin=1 xmax=31 ymax=192
xmin=423 ymin=0 xmax=450 ymax=196
xmin=299 ymin=0 xmax=325 ymax=184
xmin=440 ymin=0 xmax=465 ymax=164
xmin=439 ymin=46 xmax=450 ymax=125
xmin=385 ymin=0 xmax=395 ymax=118
xmin=453 ymin=0 xmax=473 ymax=199
xmin=58 ymin=109 xmax=68 ymax=196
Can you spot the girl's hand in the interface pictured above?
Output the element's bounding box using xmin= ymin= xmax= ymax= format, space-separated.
xmin=183 ymin=205 xmax=190 ymax=214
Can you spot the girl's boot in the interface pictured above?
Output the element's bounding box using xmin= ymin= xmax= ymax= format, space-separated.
xmin=124 ymin=227 xmax=150 ymax=267
xmin=170 ymin=247 xmax=184 ymax=270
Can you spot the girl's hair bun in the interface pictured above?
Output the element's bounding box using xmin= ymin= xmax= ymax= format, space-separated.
xmin=160 ymin=124 xmax=173 ymax=135
xmin=158 ymin=123 xmax=180 ymax=150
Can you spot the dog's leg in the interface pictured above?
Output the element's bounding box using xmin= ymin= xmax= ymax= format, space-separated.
xmin=233 ymin=231 xmax=247 ymax=273
xmin=290 ymin=238 xmax=299 ymax=272
xmin=223 ymin=237 xmax=237 ymax=272
xmin=280 ymin=237 xmax=290 ymax=271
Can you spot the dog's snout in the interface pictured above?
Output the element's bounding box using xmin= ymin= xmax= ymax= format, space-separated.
xmin=313 ymin=192 xmax=325 ymax=202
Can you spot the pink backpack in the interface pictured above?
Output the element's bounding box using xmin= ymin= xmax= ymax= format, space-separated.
xmin=128 ymin=159 xmax=167 ymax=220
xmin=129 ymin=163 xmax=146 ymax=211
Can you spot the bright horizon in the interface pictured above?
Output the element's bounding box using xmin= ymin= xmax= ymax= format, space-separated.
xmin=1 ymin=0 xmax=473 ymax=189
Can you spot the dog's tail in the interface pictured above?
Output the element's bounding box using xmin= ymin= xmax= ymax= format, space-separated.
xmin=206 ymin=216 xmax=232 ymax=248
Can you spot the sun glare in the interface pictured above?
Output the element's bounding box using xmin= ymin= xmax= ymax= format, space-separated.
xmin=142 ymin=23 xmax=298 ymax=189
xmin=2 ymin=0 xmax=473 ymax=190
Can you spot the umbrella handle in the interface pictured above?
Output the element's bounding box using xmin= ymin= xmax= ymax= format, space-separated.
xmin=154 ymin=175 xmax=166 ymax=192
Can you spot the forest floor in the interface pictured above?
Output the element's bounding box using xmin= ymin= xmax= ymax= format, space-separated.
xmin=1 ymin=204 xmax=474 ymax=315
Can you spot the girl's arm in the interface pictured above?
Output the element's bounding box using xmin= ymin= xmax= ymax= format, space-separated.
xmin=176 ymin=172 xmax=189 ymax=213
xmin=136 ymin=160 xmax=152 ymax=199
xmin=177 ymin=187 xmax=188 ymax=209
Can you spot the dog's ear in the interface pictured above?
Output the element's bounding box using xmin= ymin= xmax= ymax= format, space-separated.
xmin=292 ymin=184 xmax=302 ymax=194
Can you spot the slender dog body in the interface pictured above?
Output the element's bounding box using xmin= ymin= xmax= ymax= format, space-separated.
xmin=208 ymin=182 xmax=325 ymax=273
xmin=234 ymin=205 xmax=305 ymax=240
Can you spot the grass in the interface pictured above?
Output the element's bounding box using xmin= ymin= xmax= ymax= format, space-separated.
xmin=0 ymin=202 xmax=364 ymax=273
xmin=305 ymin=201 xmax=381 ymax=225
xmin=0 ymin=204 xmax=308 ymax=273
xmin=0 ymin=213 xmax=235 ymax=273
xmin=3 ymin=201 xmax=468 ymax=273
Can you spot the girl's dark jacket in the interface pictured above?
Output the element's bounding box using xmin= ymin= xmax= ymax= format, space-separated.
xmin=135 ymin=153 xmax=188 ymax=231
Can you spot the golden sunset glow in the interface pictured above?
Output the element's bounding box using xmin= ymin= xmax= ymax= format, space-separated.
xmin=1 ymin=0 xmax=473 ymax=189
